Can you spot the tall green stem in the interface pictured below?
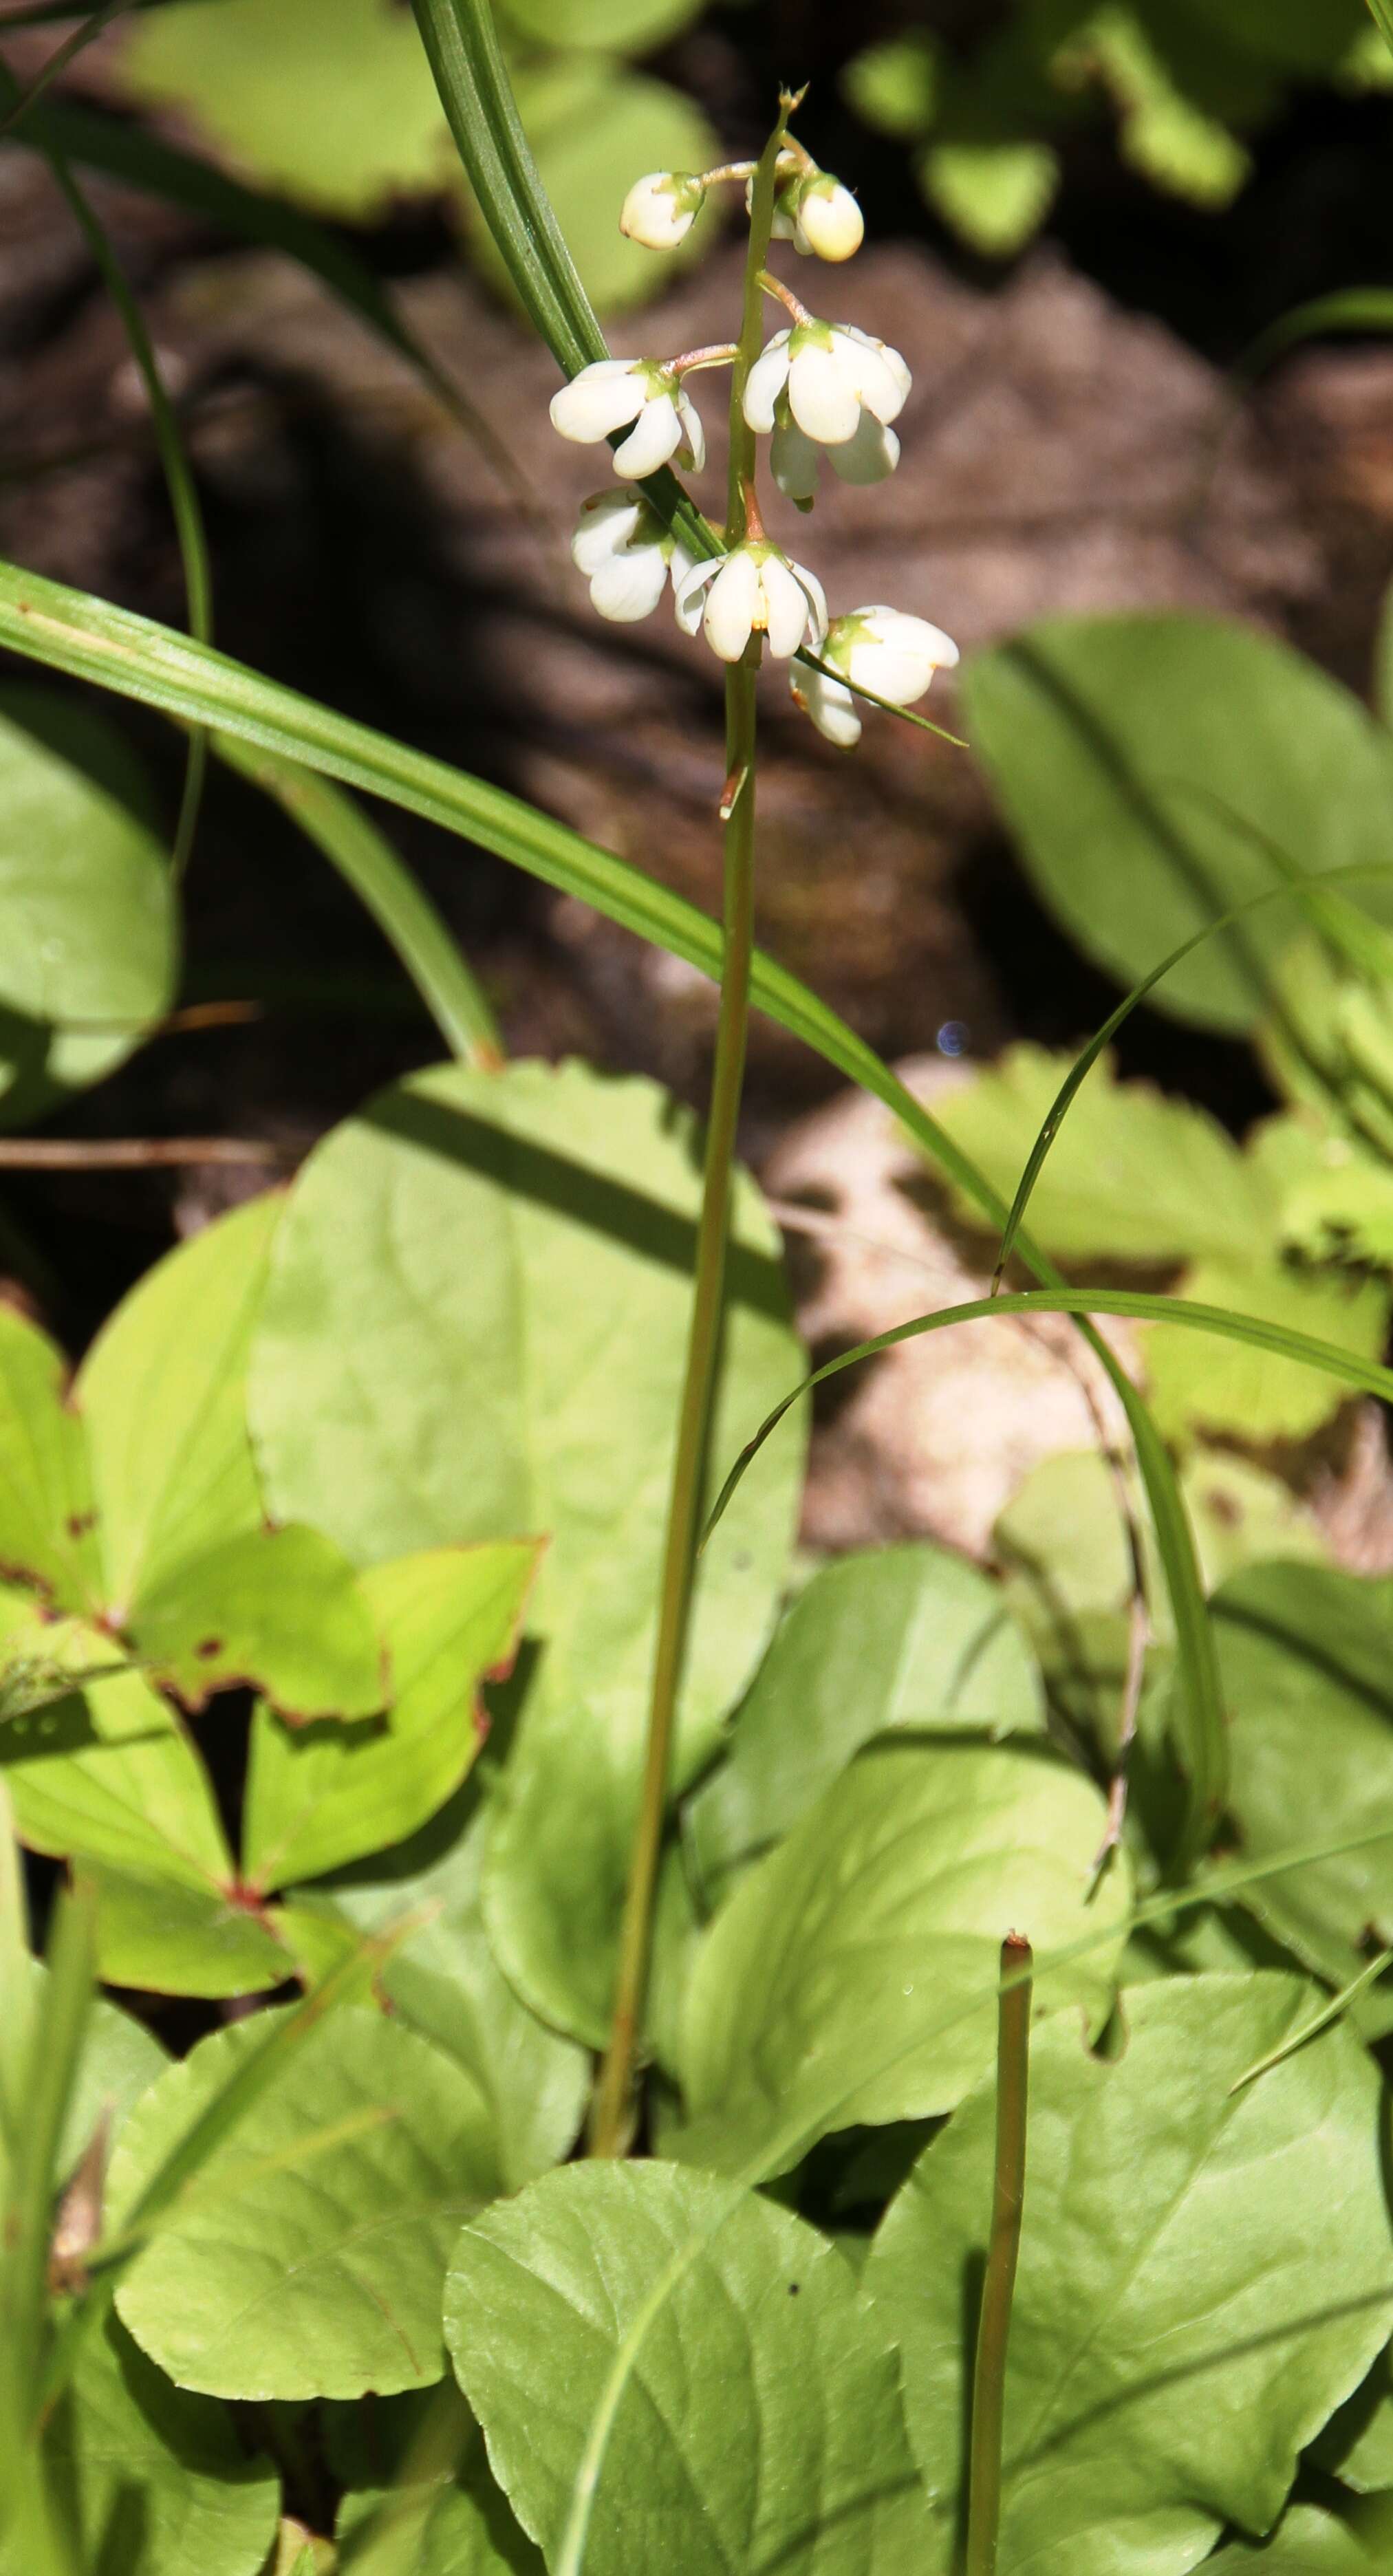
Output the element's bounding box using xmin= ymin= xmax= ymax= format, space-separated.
xmin=966 ymin=1932 xmax=1033 ymax=2576
xmin=587 ymin=99 xmax=793 ymax=2160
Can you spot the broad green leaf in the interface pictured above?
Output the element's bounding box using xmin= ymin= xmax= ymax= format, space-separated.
xmin=241 ymin=1541 xmax=539 ymax=1892
xmin=132 ymin=1523 xmax=385 ymax=1720
xmin=0 ymin=1595 xmax=230 ymax=1890
xmin=0 ymin=2312 xmax=279 ymax=2576
xmin=674 ymin=1738 xmax=1129 ymax=2174
xmin=929 ymin=1043 xmax=1275 ymax=1263
xmin=918 ymin=138 xmax=1059 ymax=255
xmin=685 ymin=1542 xmax=1043 ymax=1909
xmin=88 ymin=1863 xmax=291 ymax=1998
xmin=1214 ymin=1562 xmax=1393 ymax=1980
xmin=444 ymin=2161 xmax=927 ymax=2575
xmin=468 ymin=63 xmax=715 ymax=313
xmin=1145 ymin=1254 xmax=1390 ymax=1440
xmin=962 ymin=616 xmax=1393 ymax=1032
xmin=1279 ymin=1140 xmax=1393 ymax=1266
xmin=1213 ymin=2505 xmax=1379 ymax=2570
xmin=111 ymin=2007 xmax=497 ymax=2399
xmin=864 ymin=1976 xmax=1393 ymax=2576
xmin=290 ymin=1779 xmax=588 ymax=2196
xmin=249 ymin=1059 xmax=803 ymax=2042
xmin=118 ymin=0 xmax=451 ymax=219
xmin=0 ymin=686 xmax=175 ymax=1121
xmin=77 ymin=1193 xmax=282 ymax=1618
xmin=0 ymin=1303 xmax=98 ymax=1610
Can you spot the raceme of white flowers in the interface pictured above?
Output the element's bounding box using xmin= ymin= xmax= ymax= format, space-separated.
xmin=549 ymin=127 xmax=958 ymax=747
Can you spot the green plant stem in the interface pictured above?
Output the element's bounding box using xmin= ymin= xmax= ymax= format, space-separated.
xmin=586 ymin=102 xmax=791 ymax=2161
xmin=967 ymin=1931 xmax=1033 ymax=2576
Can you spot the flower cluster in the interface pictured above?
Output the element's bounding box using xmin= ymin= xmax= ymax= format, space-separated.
xmin=549 ymin=124 xmax=958 ymax=750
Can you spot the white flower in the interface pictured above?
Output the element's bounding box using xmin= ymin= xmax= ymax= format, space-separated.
xmin=620 ymin=170 xmax=706 ymax=250
xmin=791 ymin=606 xmax=960 ymax=747
xmin=570 ymin=488 xmax=695 ymax=623
xmin=766 ymin=169 xmax=865 ymax=261
xmin=794 ymin=173 xmax=865 ymax=261
xmin=549 ymin=358 xmax=705 ymax=480
xmin=744 ymin=321 xmax=908 ymax=498
xmin=675 ymin=543 xmax=828 ymax=663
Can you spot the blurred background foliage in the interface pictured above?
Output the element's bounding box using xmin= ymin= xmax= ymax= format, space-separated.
xmin=105 ymin=0 xmax=1393 ymax=305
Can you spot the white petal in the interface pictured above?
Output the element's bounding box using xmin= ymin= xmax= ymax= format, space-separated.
xmin=666 ymin=540 xmax=698 ymax=594
xmin=860 ymin=608 xmax=960 ymax=669
xmin=791 ymin=561 xmax=828 ymax=645
xmin=827 ymin=413 xmax=900 ymax=484
xmin=832 ymin=327 xmax=908 ymax=424
xmin=792 ymin=666 xmax=861 ymax=748
xmin=674 ymin=555 xmax=721 ymax=636
xmin=550 ymin=362 xmax=645 ymax=444
xmin=620 ymin=173 xmax=695 ymax=248
xmin=613 ymin=391 xmax=681 ymax=479
xmin=758 ymin=555 xmax=812 ymax=659
xmin=787 ymin=340 xmax=861 ymax=445
xmin=770 ymin=413 xmax=819 ymax=503
xmin=589 ymin=545 xmax=669 ymax=622
xmin=742 ymin=334 xmax=791 ymax=435
xmin=797 ymin=180 xmax=864 ymax=261
xmin=571 ymin=492 xmax=642 ymax=574
xmin=675 ymin=387 xmax=706 ymax=472
xmin=704 ymin=551 xmax=762 ymax=661
xmin=845 ymin=636 xmax=933 ymax=704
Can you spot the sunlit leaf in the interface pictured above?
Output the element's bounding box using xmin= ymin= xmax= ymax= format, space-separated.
xmin=444 ymin=2161 xmax=926 ymax=2575
xmin=241 ymin=1541 xmax=539 ymax=1892
xmin=249 ymin=1059 xmax=803 ymax=2043
xmin=865 ymin=1976 xmax=1393 ymax=2575
xmin=674 ymin=1737 xmax=1128 ymax=2174
xmin=111 ymin=2008 xmax=497 ymax=2400
xmin=685 ymin=1542 xmax=1043 ymax=1910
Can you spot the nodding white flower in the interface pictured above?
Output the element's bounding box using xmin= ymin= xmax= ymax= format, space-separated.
xmin=768 ymin=169 xmax=864 ymax=261
xmin=791 ymin=606 xmax=960 ymax=747
xmin=570 ymin=488 xmax=695 ymax=623
xmin=549 ymin=358 xmax=705 ymax=481
xmin=744 ymin=321 xmax=908 ymax=499
xmin=620 ymin=169 xmax=706 ymax=250
xmin=676 ymin=543 xmax=828 ymax=664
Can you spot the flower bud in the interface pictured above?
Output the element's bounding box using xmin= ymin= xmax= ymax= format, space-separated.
xmin=792 ymin=173 xmax=864 ymax=262
xmin=620 ymin=170 xmax=706 ymax=250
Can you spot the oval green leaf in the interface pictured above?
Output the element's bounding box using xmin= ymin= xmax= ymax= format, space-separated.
xmin=444 ymin=2161 xmax=926 ymax=2575
xmin=865 ymin=1975 xmax=1393 ymax=2575
xmin=111 ymin=2007 xmax=499 ymax=2400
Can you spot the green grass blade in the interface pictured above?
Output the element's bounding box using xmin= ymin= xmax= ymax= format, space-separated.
xmin=410 ymin=0 xmax=606 ymax=379
xmin=1229 ymin=1945 xmax=1393 ymax=2095
xmin=0 ymin=552 xmax=1220 ymax=1854
xmin=1368 ymin=0 xmax=1393 ymax=65
xmin=6 ymin=61 xmax=215 ymax=883
xmin=702 ymin=1284 xmax=1393 ymax=1540
xmin=1239 ymin=288 xmax=1393 ymax=379
xmin=212 ymin=733 xmax=503 ymax=1068
xmin=0 ymin=1781 xmax=31 ymax=2162
xmin=3 ymin=1876 xmax=97 ymax=2424
xmin=0 ymin=0 xmax=135 ymax=143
